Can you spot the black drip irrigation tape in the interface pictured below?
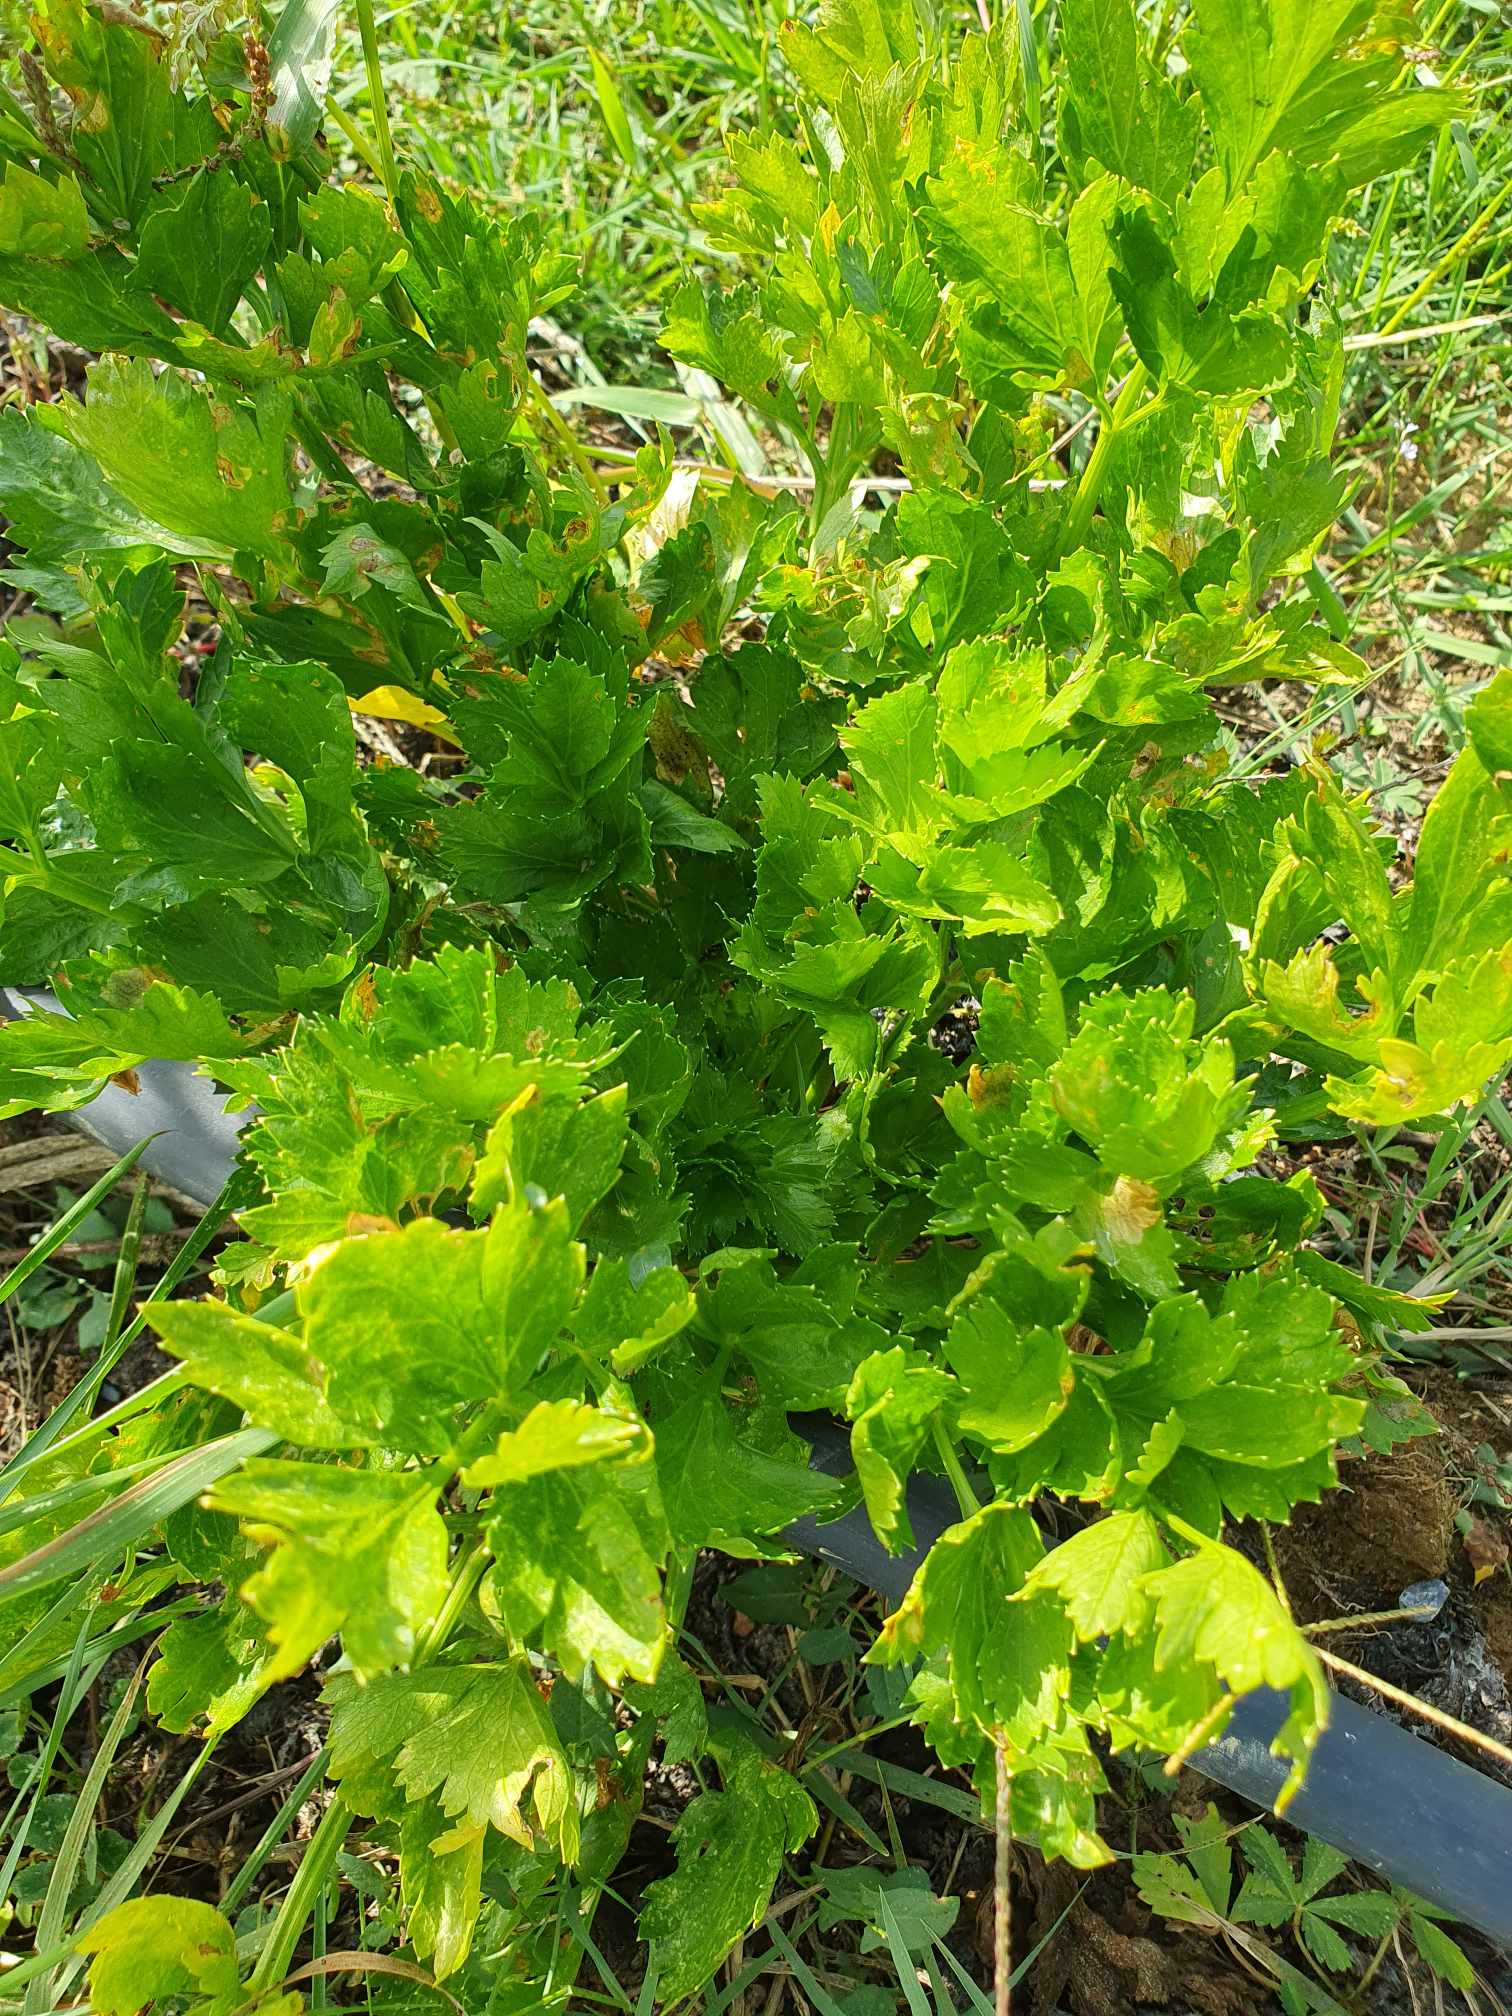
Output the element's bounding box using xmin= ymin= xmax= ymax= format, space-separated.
xmin=7 ymin=985 xmax=1510 ymax=1946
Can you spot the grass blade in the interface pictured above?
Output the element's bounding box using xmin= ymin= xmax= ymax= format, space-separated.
xmin=219 ymin=1748 xmax=330 ymax=1917
xmin=764 ymin=1917 xmax=851 ymax=2016
xmin=100 ymin=1172 xmax=150 ymax=1358
xmin=587 ymin=46 xmax=642 ymax=170
xmin=24 ymin=1654 xmax=148 ymax=2016
xmin=0 ymin=1136 xmax=151 ymax=1310
xmin=0 ymin=1165 xmax=257 ymax=1511
xmin=39 ymin=1737 xmax=228 ymax=2004
xmin=0 ymin=1613 xmax=92 ymax=1910
xmin=875 ymin=1881 xmax=936 ymax=2016
xmin=0 ymin=1426 xmax=275 ymax=1600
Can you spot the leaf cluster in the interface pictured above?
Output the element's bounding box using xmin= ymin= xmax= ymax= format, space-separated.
xmin=0 ymin=0 xmax=1498 ymax=1998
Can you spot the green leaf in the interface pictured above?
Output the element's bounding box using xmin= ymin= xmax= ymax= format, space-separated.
xmin=1408 ymin=1911 xmax=1474 ymax=1990
xmin=1059 ymin=0 xmax=1199 ymax=204
xmin=164 ymin=1209 xmax=581 ymax=1454
xmin=846 ymin=1345 xmax=955 ymax=1550
xmin=0 ymin=163 xmax=89 ymax=258
xmin=0 ymin=976 xmax=245 ymax=1118
xmin=1143 ymin=1539 xmax=1329 ymax=1798
xmin=146 ymin=1596 xmax=279 ymax=1739
xmin=818 ymin=1865 xmax=959 ymax=1955
xmin=398 ymin=1795 xmax=484 ymax=1981
xmin=148 ymin=1300 xmax=367 ymax=1449
xmin=472 ymin=1083 xmax=629 ymax=1229
xmin=626 ymin=1654 xmax=709 ymax=1767
xmin=575 ymin=1260 xmax=696 ymax=1374
xmin=661 ymin=280 xmax=796 ymax=423
xmin=1320 ymin=946 xmax=1512 ymax=1125
xmin=77 ymin=1897 xmax=239 ymax=2016
xmin=462 ymin=1397 xmax=645 ymax=1487
xmin=654 ymin=1368 xmax=842 ymax=1554
xmin=873 ymin=1500 xmax=1047 ymax=1719
xmin=479 ymin=1410 xmax=669 ymax=1686
xmin=1299 ymin=1909 xmax=1353 ymax=1974
xmin=1465 ymin=666 xmax=1512 ymax=777
xmin=1016 ymin=1510 xmax=1170 ymax=1640
xmin=928 ymin=148 xmax=1121 ymax=394
xmin=642 ymin=778 xmax=747 ymax=854
xmin=1308 ymin=1890 xmax=1395 ymax=1937
xmin=136 ymin=172 xmax=273 ymax=337
xmin=1185 ymin=0 xmax=1457 ymax=195
xmin=733 ymin=900 xmax=937 ymax=1083
xmin=0 ymin=407 xmax=204 ymax=585
xmin=1134 ymin=1848 xmax=1226 ymax=1928
xmin=327 ymin=1659 xmax=580 ymax=1859
xmin=320 ymin=522 xmax=429 ymax=607
xmin=1405 ymin=742 xmax=1512 ymax=975
xmin=684 ymin=643 xmax=830 ymax=819
xmin=640 ymin=1732 xmax=816 ymax=1999
xmin=586 ymin=45 xmax=642 ymax=168
xmin=1109 ymin=207 xmax=1292 ymax=397
xmin=42 ymin=357 xmax=298 ymax=566
xmin=1174 ymin=1805 xmax=1235 ymax=1915
xmin=1049 ymin=990 xmax=1252 ymax=1184
xmin=841 ymin=684 xmax=939 ymax=837
xmin=289 ymin=1208 xmax=583 ymax=1451
xmin=696 ymin=1250 xmax=880 ymax=1410
xmin=945 ymin=1270 xmax=1075 ymax=1456
xmin=206 ymin=1457 xmax=451 ymax=1682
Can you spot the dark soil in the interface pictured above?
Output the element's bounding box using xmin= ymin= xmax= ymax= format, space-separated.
xmin=1273 ymin=1371 xmax=1512 ymax=1780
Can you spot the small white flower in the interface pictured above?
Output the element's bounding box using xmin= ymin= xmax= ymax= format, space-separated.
xmin=1399 ymin=421 xmax=1419 ymax=466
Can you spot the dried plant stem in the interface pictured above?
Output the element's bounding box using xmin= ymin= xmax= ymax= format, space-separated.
xmin=1313 ymin=1644 xmax=1512 ymax=1772
xmin=995 ymin=1743 xmax=1012 ymax=2016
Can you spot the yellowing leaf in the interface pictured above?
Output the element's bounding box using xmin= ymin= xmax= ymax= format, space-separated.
xmin=77 ymin=1898 xmax=238 ymax=2016
xmin=350 ymin=685 xmax=461 ymax=744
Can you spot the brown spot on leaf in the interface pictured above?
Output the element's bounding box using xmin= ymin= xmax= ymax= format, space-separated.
xmin=1104 ymin=1174 xmax=1161 ymax=1245
xmin=966 ymin=1062 xmax=1015 ymax=1110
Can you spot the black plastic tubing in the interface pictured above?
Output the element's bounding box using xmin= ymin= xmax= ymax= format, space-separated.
xmin=1 ymin=988 xmax=248 ymax=1203
xmin=7 ymin=987 xmax=1510 ymax=1945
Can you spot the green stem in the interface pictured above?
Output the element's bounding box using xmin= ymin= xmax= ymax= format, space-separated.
xmin=353 ymin=0 xmax=399 ymax=209
xmin=931 ymin=1420 xmax=981 ymax=1520
xmin=320 ymin=98 xmax=383 ymax=182
xmin=1053 ymin=362 xmax=1149 ymax=562
xmin=22 ymin=861 xmax=134 ymax=923
xmin=1161 ymin=1508 xmax=1217 ymax=1554
xmin=219 ymin=1749 xmax=330 ymax=1920
xmin=420 ymin=1537 xmax=490 ymax=1656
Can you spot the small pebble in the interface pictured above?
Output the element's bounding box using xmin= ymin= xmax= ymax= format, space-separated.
xmin=1399 ymin=1577 xmax=1450 ymax=1620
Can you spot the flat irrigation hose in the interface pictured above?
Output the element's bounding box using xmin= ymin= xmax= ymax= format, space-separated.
xmin=1 ymin=990 xmax=250 ymax=1204
xmin=8 ymin=988 xmax=1511 ymax=1946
